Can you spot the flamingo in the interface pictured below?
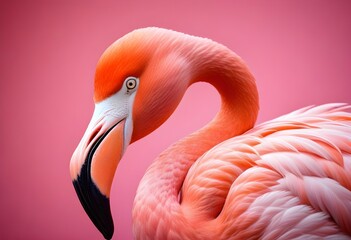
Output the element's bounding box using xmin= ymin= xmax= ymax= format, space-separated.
xmin=70 ymin=27 xmax=351 ymax=239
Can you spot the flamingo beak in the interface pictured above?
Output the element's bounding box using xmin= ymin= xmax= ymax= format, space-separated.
xmin=70 ymin=113 xmax=126 ymax=240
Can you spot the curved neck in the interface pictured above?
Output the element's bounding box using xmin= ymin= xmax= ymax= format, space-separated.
xmin=132 ymin=38 xmax=259 ymax=239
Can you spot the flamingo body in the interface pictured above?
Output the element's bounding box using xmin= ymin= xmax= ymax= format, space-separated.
xmin=133 ymin=103 xmax=351 ymax=239
xmin=70 ymin=28 xmax=351 ymax=239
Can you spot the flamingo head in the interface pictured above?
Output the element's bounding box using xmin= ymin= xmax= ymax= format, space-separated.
xmin=70 ymin=28 xmax=192 ymax=239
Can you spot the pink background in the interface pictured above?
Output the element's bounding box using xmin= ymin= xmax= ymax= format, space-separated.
xmin=1 ymin=1 xmax=351 ymax=239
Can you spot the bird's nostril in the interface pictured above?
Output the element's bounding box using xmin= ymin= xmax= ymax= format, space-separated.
xmin=88 ymin=126 xmax=102 ymax=145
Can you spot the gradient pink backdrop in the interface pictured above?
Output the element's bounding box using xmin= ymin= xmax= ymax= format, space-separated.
xmin=1 ymin=1 xmax=351 ymax=239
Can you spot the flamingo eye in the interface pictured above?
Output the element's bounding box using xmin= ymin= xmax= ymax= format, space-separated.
xmin=125 ymin=77 xmax=138 ymax=91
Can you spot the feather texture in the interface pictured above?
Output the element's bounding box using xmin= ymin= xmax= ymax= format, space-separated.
xmin=180 ymin=104 xmax=351 ymax=239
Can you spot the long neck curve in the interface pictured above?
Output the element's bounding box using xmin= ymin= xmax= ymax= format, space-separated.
xmin=132 ymin=34 xmax=259 ymax=239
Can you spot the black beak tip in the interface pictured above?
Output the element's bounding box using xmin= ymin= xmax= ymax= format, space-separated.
xmin=73 ymin=175 xmax=114 ymax=239
xmin=103 ymin=231 xmax=113 ymax=240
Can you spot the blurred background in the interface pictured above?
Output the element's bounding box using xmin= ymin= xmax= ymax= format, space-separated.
xmin=1 ymin=1 xmax=350 ymax=239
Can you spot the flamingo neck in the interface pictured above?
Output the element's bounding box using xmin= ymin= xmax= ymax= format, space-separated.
xmin=132 ymin=37 xmax=259 ymax=239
